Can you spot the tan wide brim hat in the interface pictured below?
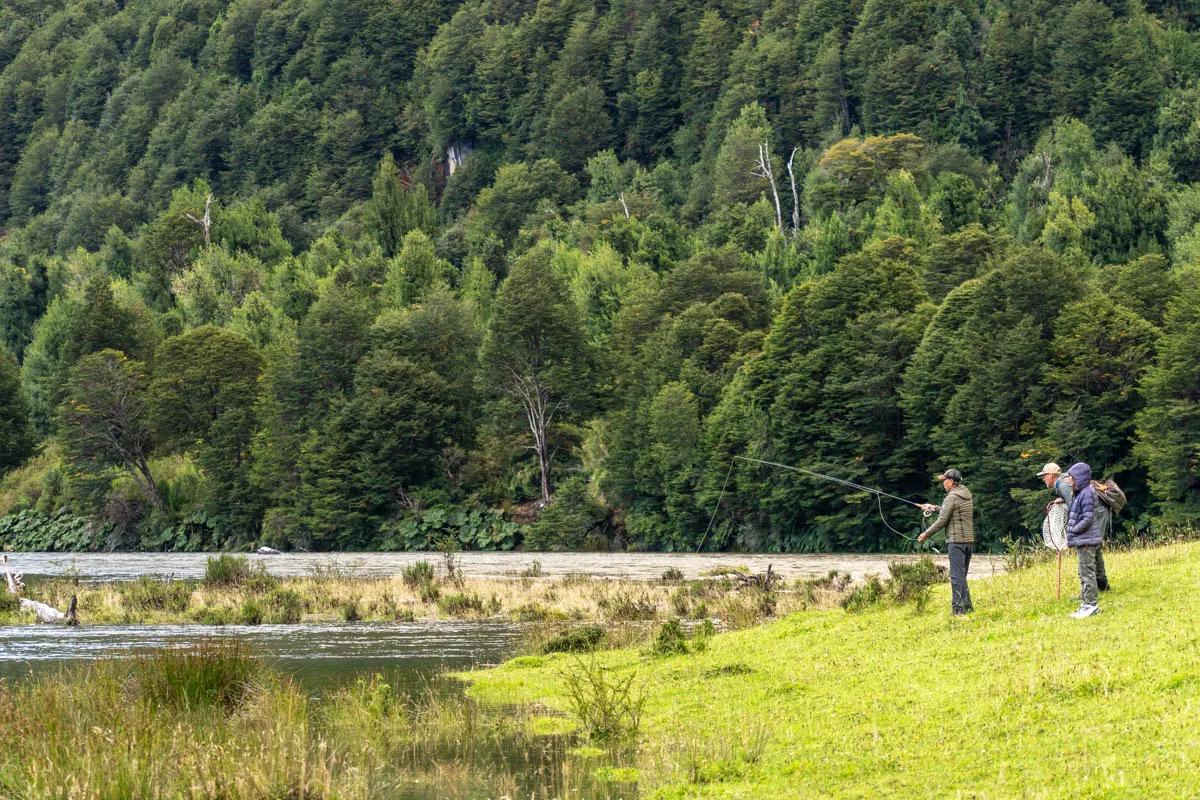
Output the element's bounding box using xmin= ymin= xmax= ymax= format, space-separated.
xmin=1036 ymin=462 xmax=1062 ymax=477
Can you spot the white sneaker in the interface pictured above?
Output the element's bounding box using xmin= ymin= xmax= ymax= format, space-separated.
xmin=1068 ymin=604 xmax=1100 ymax=619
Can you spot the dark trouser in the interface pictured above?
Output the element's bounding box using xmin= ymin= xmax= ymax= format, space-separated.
xmin=1077 ymin=545 xmax=1100 ymax=606
xmin=948 ymin=542 xmax=974 ymax=614
xmin=1097 ymin=546 xmax=1108 ymax=590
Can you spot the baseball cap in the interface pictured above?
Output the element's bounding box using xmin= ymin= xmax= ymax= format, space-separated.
xmin=937 ymin=468 xmax=963 ymax=483
xmin=1036 ymin=462 xmax=1062 ymax=477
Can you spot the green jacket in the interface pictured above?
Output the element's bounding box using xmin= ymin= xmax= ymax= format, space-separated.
xmin=923 ymin=485 xmax=975 ymax=544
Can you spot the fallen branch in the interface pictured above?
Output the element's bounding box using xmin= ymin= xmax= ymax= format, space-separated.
xmin=733 ymin=564 xmax=781 ymax=592
xmin=3 ymin=555 xmax=78 ymax=625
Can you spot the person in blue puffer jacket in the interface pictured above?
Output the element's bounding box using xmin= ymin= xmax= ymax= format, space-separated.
xmin=1066 ymin=462 xmax=1105 ymax=618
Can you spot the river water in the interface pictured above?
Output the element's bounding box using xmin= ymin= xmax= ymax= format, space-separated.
xmin=0 ymin=619 xmax=524 ymax=686
xmin=2 ymin=549 xmax=1004 ymax=583
xmin=0 ymin=549 xmax=1002 ymax=682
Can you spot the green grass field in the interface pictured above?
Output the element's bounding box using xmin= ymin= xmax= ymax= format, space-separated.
xmin=465 ymin=542 xmax=1200 ymax=798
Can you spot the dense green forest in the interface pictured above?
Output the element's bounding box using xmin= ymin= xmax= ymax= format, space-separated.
xmin=0 ymin=0 xmax=1198 ymax=553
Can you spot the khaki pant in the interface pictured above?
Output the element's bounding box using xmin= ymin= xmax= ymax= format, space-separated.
xmin=1077 ymin=545 xmax=1101 ymax=606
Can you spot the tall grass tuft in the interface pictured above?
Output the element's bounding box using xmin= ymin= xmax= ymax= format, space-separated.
xmin=132 ymin=643 xmax=265 ymax=711
xmin=204 ymin=554 xmax=277 ymax=591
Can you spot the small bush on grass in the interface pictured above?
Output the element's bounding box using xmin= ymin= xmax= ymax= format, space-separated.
xmin=438 ymin=592 xmax=485 ymax=616
xmin=560 ymin=655 xmax=645 ymax=742
xmin=238 ymin=599 xmax=264 ymax=625
xmin=650 ymin=618 xmax=688 ymax=657
xmin=599 ymin=591 xmax=657 ymax=621
xmin=842 ymin=575 xmax=885 ymax=612
xmin=661 ymin=567 xmax=684 ymax=582
xmin=204 ymin=555 xmax=276 ymax=591
xmin=338 ymin=599 xmax=362 ymax=622
xmin=266 ymin=589 xmax=303 ymax=623
xmin=189 ymin=606 xmax=234 ymax=625
xmin=670 ymin=589 xmax=690 ymax=617
xmin=542 ymin=624 xmax=605 ymax=654
xmin=401 ymin=560 xmax=435 ymax=588
xmin=418 ymin=579 xmax=441 ymax=604
xmin=120 ymin=577 xmax=192 ymax=613
xmin=132 ymin=643 xmax=263 ymax=711
xmin=842 ymin=558 xmax=947 ymax=613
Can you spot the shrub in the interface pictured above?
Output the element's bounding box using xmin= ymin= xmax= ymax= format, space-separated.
xmin=238 ymin=599 xmax=264 ymax=625
xmin=841 ymin=558 xmax=948 ymax=613
xmin=204 ymin=555 xmax=276 ymax=590
xmin=189 ymin=606 xmax=234 ymax=625
xmin=521 ymin=560 xmax=543 ymax=578
xmin=132 ymin=643 xmax=263 ymax=711
xmin=887 ymin=558 xmax=947 ymax=604
xmin=0 ymin=591 xmax=19 ymax=614
xmin=401 ymin=560 xmax=435 ymax=588
xmin=121 ymin=577 xmax=191 ymax=613
xmin=338 ymin=599 xmax=361 ymax=622
xmin=599 ymin=591 xmax=657 ymax=621
xmin=670 ymin=589 xmax=690 ymax=617
xmin=842 ymin=576 xmax=885 ymax=612
xmin=438 ymin=592 xmax=485 ymax=616
xmin=418 ymin=580 xmax=441 ymax=603
xmin=560 ymin=655 xmax=645 ymax=741
xmin=650 ymin=618 xmax=688 ymax=657
xmin=541 ymin=624 xmax=605 ymax=654
xmin=661 ymin=567 xmax=684 ymax=582
xmin=266 ymin=589 xmax=303 ymax=624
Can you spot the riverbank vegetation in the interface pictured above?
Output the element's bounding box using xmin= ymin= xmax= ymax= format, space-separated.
xmin=4 ymin=541 xmax=1195 ymax=798
xmin=1 ymin=2 xmax=1200 ymax=554
xmin=0 ymin=555 xmax=856 ymax=627
xmin=0 ymin=643 xmax=635 ymax=799
xmin=463 ymin=540 xmax=1200 ymax=797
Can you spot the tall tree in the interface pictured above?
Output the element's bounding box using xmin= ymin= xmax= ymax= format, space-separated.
xmin=480 ymin=244 xmax=589 ymax=502
xmin=58 ymin=350 xmax=163 ymax=512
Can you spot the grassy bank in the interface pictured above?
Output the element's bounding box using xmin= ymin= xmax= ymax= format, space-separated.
xmin=463 ymin=541 xmax=1200 ymax=798
xmin=1 ymin=556 xmax=851 ymax=628
xmin=0 ymin=643 xmax=634 ymax=799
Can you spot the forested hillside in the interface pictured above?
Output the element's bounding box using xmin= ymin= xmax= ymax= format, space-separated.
xmin=1 ymin=0 xmax=1198 ymax=553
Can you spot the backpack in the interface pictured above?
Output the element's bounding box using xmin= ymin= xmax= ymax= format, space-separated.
xmin=1091 ymin=478 xmax=1127 ymax=516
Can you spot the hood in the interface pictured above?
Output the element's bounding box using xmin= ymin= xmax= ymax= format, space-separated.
xmin=1068 ymin=462 xmax=1092 ymax=487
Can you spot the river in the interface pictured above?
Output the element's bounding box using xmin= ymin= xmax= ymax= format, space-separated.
xmin=3 ymin=549 xmax=1004 ymax=583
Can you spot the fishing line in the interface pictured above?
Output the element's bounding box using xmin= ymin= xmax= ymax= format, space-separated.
xmin=697 ymin=456 xmax=934 ymax=551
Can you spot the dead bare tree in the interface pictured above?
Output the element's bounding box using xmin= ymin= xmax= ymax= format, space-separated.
xmin=618 ymin=192 xmax=631 ymax=220
xmin=753 ymin=142 xmax=784 ymax=231
xmin=506 ymin=366 xmax=563 ymax=504
xmin=185 ymin=193 xmax=214 ymax=246
xmin=786 ymin=147 xmax=802 ymax=232
xmin=3 ymin=556 xmax=77 ymax=625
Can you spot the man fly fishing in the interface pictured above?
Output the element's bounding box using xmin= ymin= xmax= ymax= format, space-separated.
xmin=917 ymin=469 xmax=976 ymax=615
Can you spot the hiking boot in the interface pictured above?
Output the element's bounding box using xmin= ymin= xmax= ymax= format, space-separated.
xmin=1068 ymin=604 xmax=1100 ymax=619
xmin=1098 ymin=578 xmax=1110 ymax=592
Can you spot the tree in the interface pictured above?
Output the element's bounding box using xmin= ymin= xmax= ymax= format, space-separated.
xmin=1135 ymin=273 xmax=1200 ymax=526
xmin=544 ymin=84 xmax=614 ymax=172
xmin=711 ymin=103 xmax=773 ymax=209
xmin=58 ymin=350 xmax=163 ymax=512
xmin=480 ymin=244 xmax=589 ymax=502
xmin=365 ymin=152 xmax=437 ymax=258
xmin=0 ymin=345 xmax=33 ymax=472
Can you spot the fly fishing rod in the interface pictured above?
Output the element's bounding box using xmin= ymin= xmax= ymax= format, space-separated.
xmin=698 ymin=455 xmax=936 ymax=551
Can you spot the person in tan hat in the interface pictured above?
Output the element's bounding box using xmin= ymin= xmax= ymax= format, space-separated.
xmin=918 ymin=469 xmax=975 ymax=614
xmin=1038 ymin=461 xmax=1108 ymax=592
xmin=1038 ymin=462 xmax=1071 ymax=549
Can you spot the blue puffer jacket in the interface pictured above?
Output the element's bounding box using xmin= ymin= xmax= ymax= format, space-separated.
xmin=1066 ymin=462 xmax=1104 ymax=547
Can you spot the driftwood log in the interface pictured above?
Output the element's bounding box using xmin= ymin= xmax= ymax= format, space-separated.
xmin=2 ymin=555 xmax=78 ymax=625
